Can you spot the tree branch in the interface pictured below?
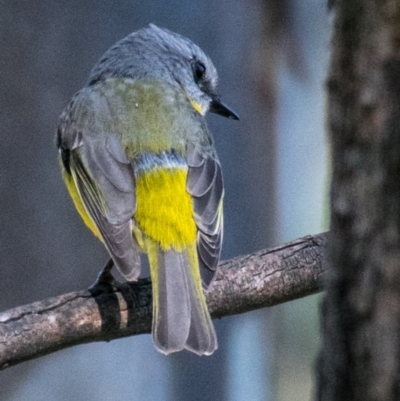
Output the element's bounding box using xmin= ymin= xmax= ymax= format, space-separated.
xmin=0 ymin=232 xmax=328 ymax=370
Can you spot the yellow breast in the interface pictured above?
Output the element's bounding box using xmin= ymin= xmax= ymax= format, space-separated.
xmin=135 ymin=167 xmax=197 ymax=251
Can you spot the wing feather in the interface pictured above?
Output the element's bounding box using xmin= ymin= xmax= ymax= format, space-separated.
xmin=187 ymin=146 xmax=223 ymax=288
xmin=58 ymin=88 xmax=140 ymax=281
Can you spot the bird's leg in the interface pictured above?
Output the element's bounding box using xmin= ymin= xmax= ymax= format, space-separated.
xmin=88 ymin=258 xmax=119 ymax=292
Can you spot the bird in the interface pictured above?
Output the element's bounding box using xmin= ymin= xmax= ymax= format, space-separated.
xmin=56 ymin=24 xmax=239 ymax=356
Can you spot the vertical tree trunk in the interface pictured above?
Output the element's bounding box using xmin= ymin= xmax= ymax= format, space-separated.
xmin=317 ymin=1 xmax=400 ymax=400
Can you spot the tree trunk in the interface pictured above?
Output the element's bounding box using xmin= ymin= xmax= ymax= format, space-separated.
xmin=317 ymin=1 xmax=400 ymax=400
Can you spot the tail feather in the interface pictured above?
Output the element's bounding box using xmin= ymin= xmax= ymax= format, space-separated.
xmin=152 ymin=246 xmax=191 ymax=353
xmin=146 ymin=239 xmax=217 ymax=355
xmin=185 ymin=284 xmax=217 ymax=355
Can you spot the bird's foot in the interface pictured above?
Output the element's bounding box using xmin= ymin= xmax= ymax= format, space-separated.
xmin=88 ymin=259 xmax=121 ymax=294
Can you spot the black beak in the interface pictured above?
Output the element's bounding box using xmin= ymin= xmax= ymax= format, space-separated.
xmin=209 ymin=97 xmax=240 ymax=120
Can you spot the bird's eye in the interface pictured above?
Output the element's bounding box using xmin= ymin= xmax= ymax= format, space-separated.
xmin=193 ymin=60 xmax=206 ymax=83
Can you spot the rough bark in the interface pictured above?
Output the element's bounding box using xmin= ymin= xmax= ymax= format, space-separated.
xmin=317 ymin=1 xmax=400 ymax=400
xmin=0 ymin=232 xmax=327 ymax=370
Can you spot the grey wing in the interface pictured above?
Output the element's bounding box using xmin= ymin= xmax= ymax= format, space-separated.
xmin=58 ymin=92 xmax=140 ymax=281
xmin=186 ymin=145 xmax=223 ymax=289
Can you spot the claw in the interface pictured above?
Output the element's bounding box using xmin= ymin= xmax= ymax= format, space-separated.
xmin=88 ymin=259 xmax=120 ymax=294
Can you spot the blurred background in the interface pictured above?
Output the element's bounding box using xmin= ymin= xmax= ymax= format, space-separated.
xmin=0 ymin=1 xmax=330 ymax=400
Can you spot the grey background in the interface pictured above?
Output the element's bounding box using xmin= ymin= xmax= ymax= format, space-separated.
xmin=0 ymin=1 xmax=329 ymax=400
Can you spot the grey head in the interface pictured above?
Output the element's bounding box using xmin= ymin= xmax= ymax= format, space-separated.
xmin=88 ymin=24 xmax=239 ymax=120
